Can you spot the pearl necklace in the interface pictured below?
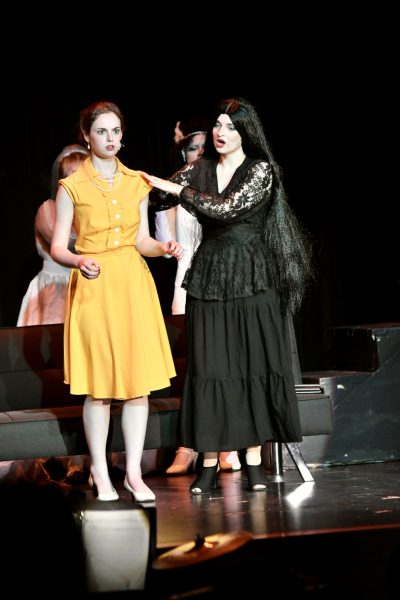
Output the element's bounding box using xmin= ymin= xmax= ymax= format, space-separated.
xmin=90 ymin=170 xmax=123 ymax=193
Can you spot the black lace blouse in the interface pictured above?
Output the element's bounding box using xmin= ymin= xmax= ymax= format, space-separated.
xmin=154 ymin=156 xmax=276 ymax=301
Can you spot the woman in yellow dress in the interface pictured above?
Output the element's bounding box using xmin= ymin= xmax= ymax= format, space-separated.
xmin=51 ymin=101 xmax=182 ymax=502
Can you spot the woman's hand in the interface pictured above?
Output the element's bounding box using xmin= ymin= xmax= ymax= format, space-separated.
xmin=141 ymin=172 xmax=183 ymax=197
xmin=161 ymin=240 xmax=184 ymax=260
xmin=77 ymin=257 xmax=101 ymax=279
xmin=173 ymin=121 xmax=184 ymax=144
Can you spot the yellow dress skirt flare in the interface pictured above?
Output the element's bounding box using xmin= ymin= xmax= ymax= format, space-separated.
xmin=63 ymin=247 xmax=176 ymax=400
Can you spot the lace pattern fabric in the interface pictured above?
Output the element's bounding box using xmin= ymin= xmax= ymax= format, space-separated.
xmin=153 ymin=158 xmax=272 ymax=218
xmin=155 ymin=157 xmax=274 ymax=302
xmin=152 ymin=156 xmax=311 ymax=313
xmin=178 ymin=160 xmax=272 ymax=220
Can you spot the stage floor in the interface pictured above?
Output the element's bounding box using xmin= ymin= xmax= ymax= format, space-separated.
xmin=79 ymin=460 xmax=400 ymax=597
xmin=149 ymin=461 xmax=400 ymax=598
xmin=142 ymin=461 xmax=400 ymax=549
xmin=3 ymin=459 xmax=400 ymax=597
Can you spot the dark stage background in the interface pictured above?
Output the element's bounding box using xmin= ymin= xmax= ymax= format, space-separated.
xmin=0 ymin=26 xmax=395 ymax=372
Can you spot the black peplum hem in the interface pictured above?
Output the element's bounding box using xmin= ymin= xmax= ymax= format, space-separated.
xmin=183 ymin=231 xmax=272 ymax=301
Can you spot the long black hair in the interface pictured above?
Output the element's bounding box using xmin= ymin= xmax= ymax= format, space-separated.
xmin=215 ymin=97 xmax=314 ymax=314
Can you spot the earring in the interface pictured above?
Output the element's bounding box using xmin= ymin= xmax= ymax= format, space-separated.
xmin=87 ymin=142 xmax=90 ymax=150
xmin=119 ymin=143 xmax=125 ymax=150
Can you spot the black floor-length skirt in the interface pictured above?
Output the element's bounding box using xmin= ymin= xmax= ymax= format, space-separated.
xmin=180 ymin=291 xmax=303 ymax=452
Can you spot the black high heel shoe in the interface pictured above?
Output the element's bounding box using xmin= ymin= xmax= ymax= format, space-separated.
xmin=245 ymin=463 xmax=267 ymax=491
xmin=190 ymin=464 xmax=219 ymax=495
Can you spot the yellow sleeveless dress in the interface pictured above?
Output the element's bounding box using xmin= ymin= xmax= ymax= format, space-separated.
xmin=60 ymin=158 xmax=175 ymax=399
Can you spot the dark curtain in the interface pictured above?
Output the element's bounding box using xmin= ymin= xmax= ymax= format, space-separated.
xmin=1 ymin=60 xmax=396 ymax=372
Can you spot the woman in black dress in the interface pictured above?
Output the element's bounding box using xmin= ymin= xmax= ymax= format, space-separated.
xmin=144 ymin=97 xmax=312 ymax=494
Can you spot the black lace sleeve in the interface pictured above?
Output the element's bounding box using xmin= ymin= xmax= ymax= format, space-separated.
xmin=149 ymin=162 xmax=198 ymax=212
xmin=179 ymin=161 xmax=272 ymax=221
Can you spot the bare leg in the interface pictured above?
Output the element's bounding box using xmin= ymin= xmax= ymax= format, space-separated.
xmin=245 ymin=445 xmax=267 ymax=491
xmin=203 ymin=452 xmax=218 ymax=467
xmin=122 ymin=396 xmax=155 ymax=500
xmin=245 ymin=446 xmax=262 ymax=465
xmin=83 ymin=395 xmax=115 ymax=495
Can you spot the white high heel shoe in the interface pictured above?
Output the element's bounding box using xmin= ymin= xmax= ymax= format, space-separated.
xmin=218 ymin=451 xmax=241 ymax=471
xmin=88 ymin=474 xmax=119 ymax=502
xmin=124 ymin=477 xmax=156 ymax=503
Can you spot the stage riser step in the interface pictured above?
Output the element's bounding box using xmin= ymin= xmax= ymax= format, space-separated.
xmin=300 ymin=354 xmax=400 ymax=466
xmin=330 ymin=322 xmax=400 ymax=372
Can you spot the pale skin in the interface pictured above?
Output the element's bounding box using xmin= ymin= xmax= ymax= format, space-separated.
xmin=143 ymin=114 xmax=263 ymax=484
xmin=51 ymin=112 xmax=183 ymax=498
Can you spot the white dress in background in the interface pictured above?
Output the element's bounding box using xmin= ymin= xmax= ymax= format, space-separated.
xmin=17 ymin=200 xmax=75 ymax=326
xmin=155 ymin=205 xmax=202 ymax=315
